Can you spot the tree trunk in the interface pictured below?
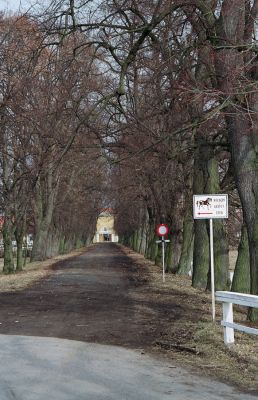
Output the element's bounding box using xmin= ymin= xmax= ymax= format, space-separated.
xmin=2 ymin=216 xmax=15 ymax=274
xmin=139 ymin=209 xmax=148 ymax=255
xmin=192 ymin=220 xmax=210 ymax=288
xmin=166 ymin=232 xmax=181 ymax=273
xmin=177 ymin=213 xmax=194 ymax=276
xmin=16 ymin=242 xmax=24 ymax=272
xmin=139 ymin=221 xmax=147 ymax=255
xmin=231 ymin=224 xmax=250 ymax=293
xmin=212 ymin=0 xmax=258 ymax=320
xmin=225 ymin=109 xmax=258 ymax=320
xmin=132 ymin=229 xmax=138 ymax=252
xmin=31 ymin=170 xmax=59 ymax=261
xmin=206 ymin=218 xmax=229 ymax=291
xmin=150 ymin=234 xmax=158 ymax=262
xmin=192 ymin=138 xmax=229 ymax=289
xmin=145 ymin=211 xmax=157 ymax=260
xmin=192 ymin=137 xmax=210 ymax=288
xmin=15 ymin=218 xmax=26 ymax=272
xmin=155 ymin=243 xmax=162 ymax=267
xmin=31 ymin=221 xmax=50 ymax=261
xmin=45 ymin=229 xmax=60 ymax=258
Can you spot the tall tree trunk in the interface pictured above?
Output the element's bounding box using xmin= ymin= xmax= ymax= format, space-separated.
xmin=192 ymin=137 xmax=210 ymax=288
xmin=139 ymin=213 xmax=148 ymax=255
xmin=231 ymin=224 xmax=250 ymax=293
xmin=45 ymin=229 xmax=60 ymax=258
xmin=192 ymin=137 xmax=229 ymax=289
xmin=205 ymin=151 xmax=229 ymax=290
xmin=166 ymin=231 xmax=181 ymax=273
xmin=16 ymin=242 xmax=24 ymax=272
xmin=2 ymin=216 xmax=15 ymax=274
xmin=132 ymin=231 xmax=137 ymax=251
xmin=192 ymin=220 xmax=210 ymax=288
xmin=224 ymin=110 xmax=258 ymax=320
xmin=149 ymin=233 xmax=158 ymax=262
xmin=15 ymin=217 xmax=26 ymax=272
xmin=213 ymin=0 xmax=258 ymax=319
xmin=145 ymin=208 xmax=157 ymax=260
xmin=31 ymin=169 xmax=59 ymax=261
xmin=210 ymin=219 xmax=229 ymax=290
xmin=177 ymin=212 xmax=194 ymax=276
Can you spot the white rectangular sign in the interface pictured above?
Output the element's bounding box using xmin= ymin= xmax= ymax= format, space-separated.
xmin=193 ymin=194 xmax=228 ymax=219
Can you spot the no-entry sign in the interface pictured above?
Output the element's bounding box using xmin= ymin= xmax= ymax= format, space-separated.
xmin=156 ymin=224 xmax=169 ymax=237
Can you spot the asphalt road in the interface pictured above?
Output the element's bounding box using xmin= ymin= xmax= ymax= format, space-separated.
xmin=0 ymin=334 xmax=256 ymax=400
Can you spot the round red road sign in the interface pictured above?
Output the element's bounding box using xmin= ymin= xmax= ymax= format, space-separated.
xmin=156 ymin=224 xmax=169 ymax=237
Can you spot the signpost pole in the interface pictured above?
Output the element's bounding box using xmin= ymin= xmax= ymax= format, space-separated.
xmin=193 ymin=194 xmax=228 ymax=322
xmin=156 ymin=224 xmax=170 ymax=283
xmin=162 ymin=238 xmax=165 ymax=283
xmin=209 ymin=218 xmax=216 ymax=322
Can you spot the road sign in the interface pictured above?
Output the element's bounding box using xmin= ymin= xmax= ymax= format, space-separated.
xmin=156 ymin=224 xmax=170 ymax=283
xmin=156 ymin=224 xmax=169 ymax=237
xmin=193 ymin=194 xmax=228 ymax=220
xmin=193 ymin=194 xmax=228 ymax=323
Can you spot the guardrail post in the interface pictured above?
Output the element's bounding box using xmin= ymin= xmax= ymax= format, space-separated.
xmin=223 ymin=302 xmax=234 ymax=345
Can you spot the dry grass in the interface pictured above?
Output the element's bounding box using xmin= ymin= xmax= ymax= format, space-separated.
xmin=123 ymin=246 xmax=258 ymax=394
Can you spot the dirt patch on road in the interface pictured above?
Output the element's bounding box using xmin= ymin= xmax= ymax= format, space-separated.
xmin=0 ymin=243 xmax=257 ymax=394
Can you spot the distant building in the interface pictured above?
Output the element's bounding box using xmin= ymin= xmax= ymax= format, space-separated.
xmin=93 ymin=209 xmax=119 ymax=243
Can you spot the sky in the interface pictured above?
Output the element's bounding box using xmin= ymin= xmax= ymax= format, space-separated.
xmin=0 ymin=0 xmax=32 ymax=13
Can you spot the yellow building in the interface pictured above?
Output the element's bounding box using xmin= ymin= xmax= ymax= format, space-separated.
xmin=93 ymin=209 xmax=119 ymax=243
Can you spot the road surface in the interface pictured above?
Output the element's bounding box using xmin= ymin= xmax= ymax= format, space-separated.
xmin=0 ymin=243 xmax=255 ymax=399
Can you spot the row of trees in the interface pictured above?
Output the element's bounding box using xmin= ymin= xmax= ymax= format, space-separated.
xmin=1 ymin=1 xmax=257 ymax=321
xmin=0 ymin=14 xmax=107 ymax=272
xmin=35 ymin=0 xmax=258 ymax=320
xmin=103 ymin=1 xmax=255 ymax=309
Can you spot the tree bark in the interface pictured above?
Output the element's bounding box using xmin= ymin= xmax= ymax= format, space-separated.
xmin=192 ymin=220 xmax=210 ymax=288
xmin=31 ymin=169 xmax=59 ymax=261
xmin=2 ymin=216 xmax=15 ymax=274
xmin=192 ymin=137 xmax=229 ymax=289
xmin=231 ymin=224 xmax=250 ymax=293
xmin=166 ymin=231 xmax=181 ymax=273
xmin=177 ymin=213 xmax=194 ymax=276
xmin=192 ymin=137 xmax=210 ymax=288
xmin=14 ymin=217 xmax=26 ymax=272
xmin=205 ymin=156 xmax=229 ymax=291
xmin=211 ymin=0 xmax=258 ymax=319
xmin=139 ymin=219 xmax=148 ymax=255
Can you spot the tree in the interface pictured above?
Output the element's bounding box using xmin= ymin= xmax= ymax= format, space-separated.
xmin=0 ymin=15 xmax=39 ymax=272
xmin=0 ymin=14 xmax=109 ymax=269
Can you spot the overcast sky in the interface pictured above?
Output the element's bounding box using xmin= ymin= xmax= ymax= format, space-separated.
xmin=0 ymin=0 xmax=32 ymax=12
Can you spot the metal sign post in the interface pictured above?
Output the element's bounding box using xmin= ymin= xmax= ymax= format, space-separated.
xmin=156 ymin=238 xmax=171 ymax=282
xmin=193 ymin=194 xmax=228 ymax=322
xmin=156 ymin=224 xmax=170 ymax=283
xmin=209 ymin=218 xmax=215 ymax=322
xmin=162 ymin=239 xmax=165 ymax=283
